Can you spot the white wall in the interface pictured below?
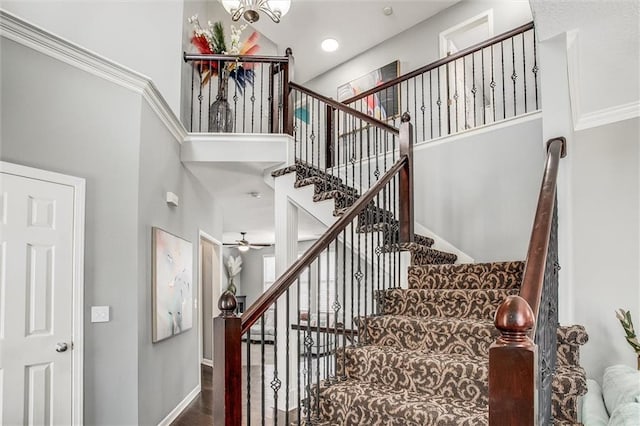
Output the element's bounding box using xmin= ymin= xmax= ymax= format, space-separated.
xmin=305 ymin=0 xmax=532 ymax=95
xmin=414 ymin=115 xmax=544 ymax=262
xmin=3 ymin=0 xmax=185 ymax=116
xmin=531 ymin=0 xmax=640 ymax=116
xmin=570 ymin=117 xmax=640 ymax=381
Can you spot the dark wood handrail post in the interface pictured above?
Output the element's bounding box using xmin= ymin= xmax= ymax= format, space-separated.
xmin=489 ymin=295 xmax=536 ymax=425
xmin=213 ymin=291 xmax=242 ymax=426
xmin=399 ymin=112 xmax=414 ymax=243
xmin=325 ymin=104 xmax=335 ymax=168
xmin=282 ymin=47 xmax=294 ymax=136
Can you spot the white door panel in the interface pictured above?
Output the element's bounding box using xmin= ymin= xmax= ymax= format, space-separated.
xmin=0 ymin=172 xmax=75 ymax=425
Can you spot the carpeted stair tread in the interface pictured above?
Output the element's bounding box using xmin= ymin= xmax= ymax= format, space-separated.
xmin=552 ymin=364 xmax=588 ymax=423
xmin=380 ymin=288 xmax=517 ymax=320
xmin=294 ymin=176 xmax=359 ymax=198
xmin=363 ymin=315 xmax=498 ymax=356
xmin=379 ymin=242 xmax=458 ymax=265
xmin=408 ymin=261 xmax=525 ymax=290
xmin=313 ymin=378 xmax=487 ymax=425
xmin=338 ymin=345 xmax=489 ymax=404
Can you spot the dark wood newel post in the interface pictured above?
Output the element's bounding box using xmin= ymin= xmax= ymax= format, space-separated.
xmin=489 ymin=295 xmax=536 ymax=425
xmin=399 ymin=112 xmax=414 ymax=243
xmin=282 ymin=47 xmax=294 ymax=136
xmin=213 ymin=291 xmax=242 ymax=426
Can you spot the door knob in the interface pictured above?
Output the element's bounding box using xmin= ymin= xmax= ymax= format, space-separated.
xmin=55 ymin=342 xmax=68 ymax=352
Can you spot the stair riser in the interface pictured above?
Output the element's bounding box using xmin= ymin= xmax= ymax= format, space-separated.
xmin=336 ymin=347 xmax=489 ymax=405
xmin=411 ymin=250 xmax=459 ymax=265
xmin=380 ymin=289 xmax=516 ymax=320
xmin=364 ymin=319 xmax=499 ymax=357
xmin=407 ymin=262 xmax=525 ymax=290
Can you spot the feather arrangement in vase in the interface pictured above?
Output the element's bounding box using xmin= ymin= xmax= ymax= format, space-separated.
xmin=224 ymin=255 xmax=243 ymax=295
xmin=187 ymin=14 xmax=260 ymax=93
xmin=616 ymin=308 xmax=640 ymax=369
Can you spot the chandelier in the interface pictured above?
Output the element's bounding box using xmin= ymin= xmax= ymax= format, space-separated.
xmin=221 ymin=0 xmax=291 ymax=23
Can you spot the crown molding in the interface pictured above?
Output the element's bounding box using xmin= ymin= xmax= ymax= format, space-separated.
xmin=0 ymin=9 xmax=187 ymax=142
xmin=574 ymin=101 xmax=640 ymax=131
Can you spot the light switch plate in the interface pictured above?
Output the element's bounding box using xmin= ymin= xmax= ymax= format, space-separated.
xmin=91 ymin=306 xmax=110 ymax=323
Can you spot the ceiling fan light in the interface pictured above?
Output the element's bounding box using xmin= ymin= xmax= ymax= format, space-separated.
xmin=238 ymin=245 xmax=250 ymax=252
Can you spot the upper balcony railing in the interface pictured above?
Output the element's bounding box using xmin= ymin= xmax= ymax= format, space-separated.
xmin=341 ymin=22 xmax=538 ymax=143
xmin=183 ymin=49 xmax=293 ymax=134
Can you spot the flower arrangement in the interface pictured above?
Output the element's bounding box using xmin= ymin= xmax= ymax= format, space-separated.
xmin=224 ymin=255 xmax=243 ymax=294
xmin=187 ymin=15 xmax=259 ymax=92
xmin=616 ymin=309 xmax=640 ymax=358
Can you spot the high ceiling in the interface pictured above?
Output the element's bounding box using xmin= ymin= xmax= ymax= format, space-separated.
xmin=251 ymin=0 xmax=458 ymax=83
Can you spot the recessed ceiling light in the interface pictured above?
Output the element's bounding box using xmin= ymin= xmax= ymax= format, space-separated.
xmin=248 ymin=191 xmax=262 ymax=199
xmin=321 ymin=38 xmax=339 ymax=52
xmin=383 ymin=6 xmax=393 ymax=16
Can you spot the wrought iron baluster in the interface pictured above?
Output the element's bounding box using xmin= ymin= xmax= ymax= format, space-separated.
xmin=501 ymin=41 xmax=506 ymax=120
xmin=522 ymin=32 xmax=528 ymax=114
xmin=533 ymin=30 xmax=539 ymax=110
xmin=511 ymin=36 xmax=517 ymax=117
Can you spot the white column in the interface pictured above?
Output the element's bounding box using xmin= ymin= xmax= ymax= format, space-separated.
xmin=274 ymin=174 xmax=299 ymax=414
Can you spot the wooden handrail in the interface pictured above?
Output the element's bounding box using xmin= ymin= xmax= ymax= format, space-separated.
xmin=342 ymin=21 xmax=535 ymax=105
xmin=241 ymin=155 xmax=408 ymax=334
xmin=520 ymin=137 xmax=566 ymax=321
xmin=183 ymin=52 xmax=290 ymax=63
xmin=289 ymin=82 xmax=400 ymax=136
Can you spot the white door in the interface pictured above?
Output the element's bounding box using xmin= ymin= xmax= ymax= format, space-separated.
xmin=0 ymin=168 xmax=79 ymax=425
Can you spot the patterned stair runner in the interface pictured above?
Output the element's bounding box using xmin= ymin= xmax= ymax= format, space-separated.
xmin=307 ymin=262 xmax=589 ymax=425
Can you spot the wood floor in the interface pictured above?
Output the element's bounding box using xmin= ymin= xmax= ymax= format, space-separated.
xmin=170 ymin=364 xmax=214 ymax=426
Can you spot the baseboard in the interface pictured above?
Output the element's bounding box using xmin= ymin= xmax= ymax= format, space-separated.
xmin=201 ymin=358 xmax=213 ymax=367
xmin=157 ymin=384 xmax=201 ymax=426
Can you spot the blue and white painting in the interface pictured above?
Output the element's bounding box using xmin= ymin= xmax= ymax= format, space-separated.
xmin=152 ymin=227 xmax=193 ymax=342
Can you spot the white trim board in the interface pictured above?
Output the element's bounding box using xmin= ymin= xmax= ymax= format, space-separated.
xmin=156 ymin=385 xmax=201 ymax=426
xmin=0 ymin=161 xmax=86 ymax=426
xmin=0 ymin=9 xmax=186 ymax=143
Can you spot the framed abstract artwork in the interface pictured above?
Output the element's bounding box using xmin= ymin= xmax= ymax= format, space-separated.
xmin=152 ymin=227 xmax=193 ymax=342
xmin=337 ymin=60 xmax=400 ymax=120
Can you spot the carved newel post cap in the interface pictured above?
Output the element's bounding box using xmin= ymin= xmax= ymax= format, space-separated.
xmin=218 ymin=290 xmax=237 ymax=317
xmin=285 ymin=47 xmax=293 ymax=56
xmin=494 ymin=295 xmax=535 ymax=339
xmin=401 ymin=112 xmax=411 ymax=123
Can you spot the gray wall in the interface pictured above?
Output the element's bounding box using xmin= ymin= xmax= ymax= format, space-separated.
xmin=414 ymin=117 xmax=545 ymax=261
xmin=305 ymin=0 xmax=532 ymax=92
xmin=136 ymin=100 xmax=222 ymax=426
xmin=1 ymin=37 xmax=142 ymax=425
xmin=1 ymin=35 xmax=223 ymax=425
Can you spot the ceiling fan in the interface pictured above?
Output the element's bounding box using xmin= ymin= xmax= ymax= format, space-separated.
xmin=223 ymin=232 xmax=272 ymax=252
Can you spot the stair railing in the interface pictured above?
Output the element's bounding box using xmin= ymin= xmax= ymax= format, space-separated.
xmin=342 ymin=22 xmax=538 ymax=144
xmin=183 ymin=48 xmax=294 ymax=134
xmin=214 ymin=100 xmax=415 ymax=425
xmin=489 ymin=137 xmax=566 ymax=425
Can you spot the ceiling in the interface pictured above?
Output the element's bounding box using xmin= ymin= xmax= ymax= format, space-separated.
xmin=251 ymin=0 xmax=458 ymax=83
xmin=204 ymin=0 xmax=460 ymax=245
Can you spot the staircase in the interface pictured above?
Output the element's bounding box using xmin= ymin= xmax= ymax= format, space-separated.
xmin=272 ymin=161 xmax=588 ymax=425
xmin=208 ymin=23 xmax=587 ymax=425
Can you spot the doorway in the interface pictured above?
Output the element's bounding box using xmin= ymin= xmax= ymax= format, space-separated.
xmin=0 ymin=161 xmax=85 ymax=425
xmin=199 ymin=232 xmax=222 ymax=366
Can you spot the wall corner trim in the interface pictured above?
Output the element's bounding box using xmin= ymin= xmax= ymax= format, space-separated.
xmin=156 ymin=384 xmax=201 ymax=426
xmin=0 ymin=9 xmax=187 ymax=143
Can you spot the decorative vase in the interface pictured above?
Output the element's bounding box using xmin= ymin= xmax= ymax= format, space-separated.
xmin=226 ymin=277 xmax=237 ymax=295
xmin=209 ymin=71 xmax=234 ymax=132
